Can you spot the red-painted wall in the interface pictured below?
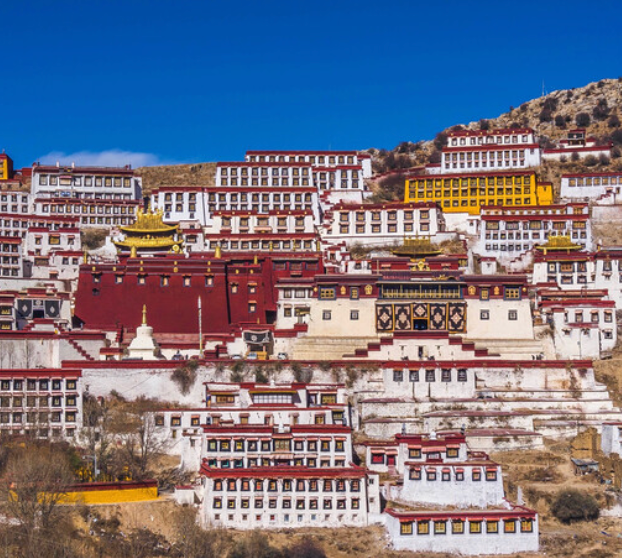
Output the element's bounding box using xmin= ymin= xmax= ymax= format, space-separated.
xmin=73 ymin=253 xmax=323 ymax=334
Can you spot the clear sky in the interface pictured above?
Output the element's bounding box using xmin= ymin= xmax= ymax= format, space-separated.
xmin=2 ymin=0 xmax=621 ymax=168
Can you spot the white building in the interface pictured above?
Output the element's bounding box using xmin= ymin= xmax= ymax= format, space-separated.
xmin=385 ymin=506 xmax=538 ymax=555
xmin=376 ymin=430 xmax=538 ymax=555
xmin=151 ymin=186 xmax=321 ymax=228
xmin=538 ymin=289 xmax=616 ymax=359
xmin=24 ymin=221 xmax=80 ymax=258
xmin=532 ymin=248 xmax=622 ymax=311
xmin=245 ymin=150 xmax=372 ymax=179
xmin=0 ymin=190 xmax=31 ymax=215
xmin=0 ymin=236 xmax=23 ymax=278
xmin=543 ymin=129 xmax=612 ymax=162
xmin=473 ymin=203 xmax=592 ymax=264
xmin=560 ymin=171 xmax=622 ymax=201
xmin=0 ymin=368 xmax=82 ymax=439
xmin=208 ymin=210 xmax=315 ymax=236
xmin=441 ymin=128 xmax=541 ymax=174
xmin=32 ymin=163 xmax=142 ymax=200
xmin=150 ymin=187 xmax=210 ymax=226
xmin=33 ymin=197 xmax=140 ymax=229
xmin=155 ymin=381 xmax=351 ymax=470
xmin=197 ymin=464 xmax=380 ymax=530
xmin=322 ymin=202 xmax=445 ymax=247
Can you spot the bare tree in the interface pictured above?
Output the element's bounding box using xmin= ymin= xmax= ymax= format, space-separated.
xmin=79 ymin=392 xmax=118 ymax=481
xmin=0 ymin=442 xmax=75 ymax=557
xmin=110 ymin=397 xmax=169 ymax=480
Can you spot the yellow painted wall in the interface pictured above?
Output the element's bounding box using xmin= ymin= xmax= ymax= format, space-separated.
xmin=0 ymin=158 xmax=8 ymax=180
xmin=536 ymin=183 xmax=553 ymax=205
xmin=404 ymin=172 xmax=552 ymax=215
xmin=58 ymin=484 xmax=158 ymax=505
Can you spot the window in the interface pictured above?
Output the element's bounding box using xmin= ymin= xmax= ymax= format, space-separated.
xmin=457 ymin=369 xmax=467 ymax=382
xmin=409 ymin=370 xmax=419 ymax=382
xmin=505 ymin=287 xmax=520 ymax=299
xmin=425 ymin=370 xmax=435 ymax=382
xmin=487 ymin=520 xmax=499 ymax=534
xmin=417 ymin=521 xmax=430 ymax=535
xmin=350 ymin=310 xmax=359 ymax=320
xmin=508 ymin=310 xmax=518 ymax=321
xmin=274 ymin=439 xmax=290 ymax=452
xmin=485 ymin=468 xmax=498 ymax=481
xmin=472 ymin=469 xmax=482 ymax=481
xmin=400 ymin=522 xmax=413 ymax=536
xmin=469 ymin=521 xmax=482 ymax=534
xmin=480 ymin=310 xmax=489 ymax=320
xmin=504 ymin=519 xmax=516 ymax=533
xmin=520 ymin=518 xmax=533 ymax=533
xmin=434 ymin=521 xmax=446 ymax=535
xmin=441 ymin=369 xmax=451 ymax=382
xmin=393 ymin=370 xmax=403 ymax=382
xmin=452 ymin=520 xmax=464 ymax=534
xmin=319 ymin=287 xmax=335 ymax=299
xmin=322 ymin=310 xmax=331 ymax=321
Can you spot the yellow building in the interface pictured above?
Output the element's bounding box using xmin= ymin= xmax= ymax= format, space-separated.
xmin=0 ymin=154 xmax=14 ymax=181
xmin=405 ymin=171 xmax=553 ymax=215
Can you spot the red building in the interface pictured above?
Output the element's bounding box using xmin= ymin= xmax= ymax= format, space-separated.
xmin=73 ymin=252 xmax=324 ymax=335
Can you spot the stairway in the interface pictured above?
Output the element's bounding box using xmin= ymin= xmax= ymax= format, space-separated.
xmin=291 ymin=337 xmax=380 ymax=360
xmin=65 ymin=337 xmax=96 ymax=361
xmin=463 ymin=337 xmax=552 ymax=360
xmin=342 ymin=332 xmax=498 ymax=360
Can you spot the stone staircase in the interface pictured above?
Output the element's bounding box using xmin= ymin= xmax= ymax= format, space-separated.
xmin=342 ymin=332 xmax=499 ymax=361
xmin=291 ymin=336 xmax=380 ymax=360
xmin=65 ymin=337 xmax=96 ymax=361
xmin=463 ymin=337 xmax=553 ymax=360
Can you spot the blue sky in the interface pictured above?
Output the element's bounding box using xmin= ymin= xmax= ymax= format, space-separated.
xmin=2 ymin=0 xmax=621 ymax=168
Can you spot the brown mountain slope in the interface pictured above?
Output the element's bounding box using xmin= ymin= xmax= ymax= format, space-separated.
xmin=136 ymin=162 xmax=217 ymax=195
xmin=368 ymin=78 xmax=622 ymax=201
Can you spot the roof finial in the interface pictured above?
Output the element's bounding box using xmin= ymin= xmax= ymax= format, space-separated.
xmin=142 ymin=304 xmax=147 ymax=326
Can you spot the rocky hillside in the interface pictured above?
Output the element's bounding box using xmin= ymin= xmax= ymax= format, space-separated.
xmin=368 ymin=78 xmax=622 ymax=201
xmin=136 ymin=162 xmax=217 ymax=195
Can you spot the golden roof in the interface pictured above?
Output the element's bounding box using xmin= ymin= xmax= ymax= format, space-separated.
xmin=114 ymin=208 xmax=183 ymax=253
xmin=535 ymin=235 xmax=582 ymax=254
xmin=391 ymin=237 xmax=442 ymax=258
xmin=120 ymin=208 xmax=179 ymax=234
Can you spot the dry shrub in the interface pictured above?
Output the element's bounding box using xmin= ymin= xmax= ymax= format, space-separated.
xmin=550 ymin=489 xmax=600 ymax=524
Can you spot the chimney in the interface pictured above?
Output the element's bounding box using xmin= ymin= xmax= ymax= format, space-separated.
xmin=56 ymin=161 xmax=60 ymax=168
xmin=71 ymin=162 xmax=75 ymax=169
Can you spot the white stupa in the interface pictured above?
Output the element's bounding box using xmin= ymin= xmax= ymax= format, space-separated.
xmin=127 ymin=305 xmax=159 ymax=360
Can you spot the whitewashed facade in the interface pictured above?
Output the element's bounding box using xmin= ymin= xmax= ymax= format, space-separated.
xmin=441 ymin=129 xmax=541 ymax=173
xmin=560 ymin=171 xmax=622 ymax=201
xmin=473 ymin=203 xmax=592 ymax=264
xmin=322 ymin=202 xmax=445 ymax=247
